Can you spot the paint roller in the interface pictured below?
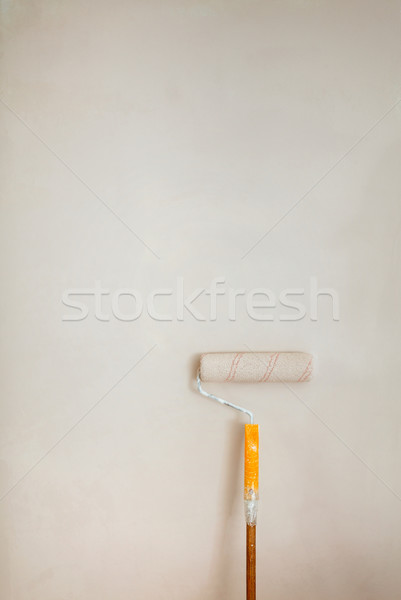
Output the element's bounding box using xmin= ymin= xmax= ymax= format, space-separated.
xmin=196 ymin=351 xmax=314 ymax=600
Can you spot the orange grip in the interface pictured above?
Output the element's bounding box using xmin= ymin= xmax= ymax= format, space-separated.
xmin=244 ymin=424 xmax=259 ymax=496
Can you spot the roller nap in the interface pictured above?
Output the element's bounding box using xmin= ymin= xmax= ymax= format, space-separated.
xmin=200 ymin=352 xmax=313 ymax=383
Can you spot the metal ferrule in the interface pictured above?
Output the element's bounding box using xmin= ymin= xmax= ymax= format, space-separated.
xmin=244 ymin=489 xmax=259 ymax=525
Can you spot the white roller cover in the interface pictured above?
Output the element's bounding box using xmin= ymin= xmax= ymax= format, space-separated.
xmin=200 ymin=352 xmax=314 ymax=383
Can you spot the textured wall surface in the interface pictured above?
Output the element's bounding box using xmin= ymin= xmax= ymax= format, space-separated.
xmin=1 ymin=1 xmax=401 ymax=598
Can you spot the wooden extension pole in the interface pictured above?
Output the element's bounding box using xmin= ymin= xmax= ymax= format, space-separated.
xmin=246 ymin=523 xmax=256 ymax=600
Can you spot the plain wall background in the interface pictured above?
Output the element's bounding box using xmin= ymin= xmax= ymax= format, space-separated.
xmin=1 ymin=1 xmax=401 ymax=598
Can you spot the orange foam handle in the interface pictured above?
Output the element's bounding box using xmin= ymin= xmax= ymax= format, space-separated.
xmin=244 ymin=424 xmax=259 ymax=495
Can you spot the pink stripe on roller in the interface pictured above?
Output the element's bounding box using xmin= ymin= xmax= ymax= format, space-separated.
xmin=225 ymin=353 xmax=239 ymax=382
xmin=230 ymin=353 xmax=244 ymax=381
xmin=263 ymin=352 xmax=280 ymax=382
xmin=226 ymin=353 xmax=243 ymax=382
xmin=258 ymin=353 xmax=275 ymax=382
xmin=259 ymin=352 xmax=278 ymax=382
xmin=298 ymin=358 xmax=312 ymax=382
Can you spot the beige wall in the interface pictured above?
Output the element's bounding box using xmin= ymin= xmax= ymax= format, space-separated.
xmin=1 ymin=1 xmax=401 ymax=598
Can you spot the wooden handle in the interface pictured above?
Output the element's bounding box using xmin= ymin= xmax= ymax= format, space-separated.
xmin=247 ymin=523 xmax=256 ymax=600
